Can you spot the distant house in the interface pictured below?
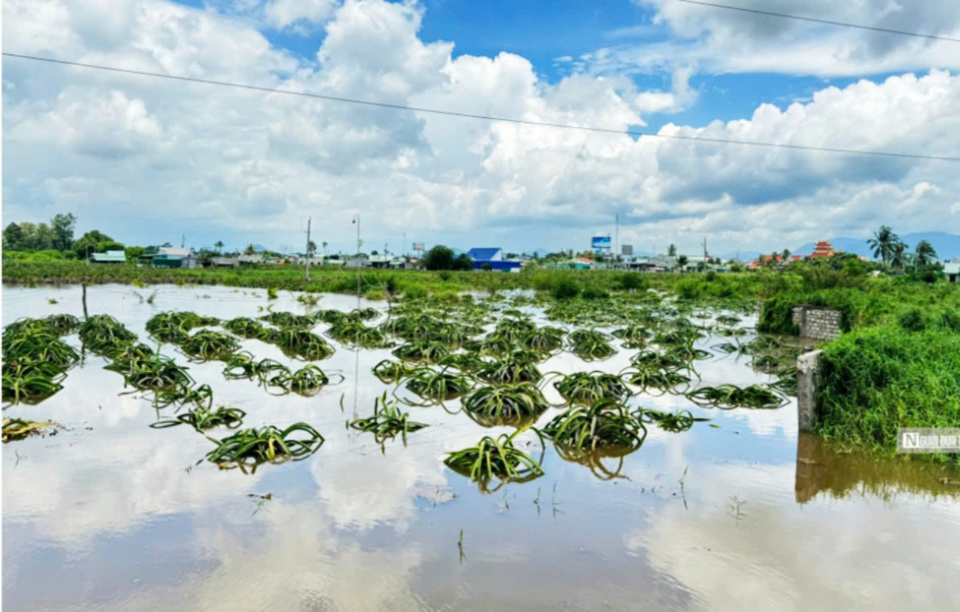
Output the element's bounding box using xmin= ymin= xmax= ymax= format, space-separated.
xmin=810 ymin=241 xmax=836 ymax=259
xmin=238 ymin=254 xmax=263 ymax=265
xmin=90 ymin=250 xmax=127 ymax=264
xmin=467 ymin=247 xmax=521 ymax=271
xmin=210 ymin=256 xmax=239 ymax=267
xmin=945 ymin=262 xmax=960 ymax=283
xmin=153 ymin=247 xmax=197 ymax=269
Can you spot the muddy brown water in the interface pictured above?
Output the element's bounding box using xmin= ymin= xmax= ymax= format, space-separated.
xmin=3 ymin=284 xmax=960 ymax=611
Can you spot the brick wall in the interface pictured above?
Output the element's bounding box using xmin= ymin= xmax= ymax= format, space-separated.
xmin=791 ymin=306 xmax=841 ymax=341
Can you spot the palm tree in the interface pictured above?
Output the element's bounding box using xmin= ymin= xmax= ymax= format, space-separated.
xmin=914 ymin=240 xmax=938 ymax=267
xmin=322 ymin=241 xmax=328 ymax=256
xmin=868 ymin=225 xmax=899 ymax=266
xmin=668 ymin=244 xmax=677 ymax=257
xmin=677 ymin=255 xmax=689 ymax=272
xmin=781 ymin=249 xmax=791 ymax=263
xmin=243 ymin=244 xmax=256 ymax=256
xmin=890 ymin=241 xmax=908 ymax=270
xmin=214 ymin=240 xmax=224 ymax=253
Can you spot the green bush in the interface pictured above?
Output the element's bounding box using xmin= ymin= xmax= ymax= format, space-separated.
xmin=897 ymin=308 xmax=928 ymax=332
xmin=550 ymin=278 xmax=580 ymax=301
xmin=815 ymin=325 xmax=960 ymax=463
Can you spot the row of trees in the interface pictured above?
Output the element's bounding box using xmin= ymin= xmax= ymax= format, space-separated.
xmin=868 ymin=226 xmax=938 ymax=270
xmin=3 ymin=215 xmax=129 ymax=259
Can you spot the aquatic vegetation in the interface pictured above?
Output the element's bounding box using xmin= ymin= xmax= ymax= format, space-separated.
xmin=2 ymin=362 xmax=66 ymax=404
xmin=327 ymin=317 xmax=392 ymax=348
xmin=567 ymin=329 xmax=616 ymax=360
xmin=404 ymin=367 xmax=472 ymax=400
xmin=146 ymin=311 xmax=219 ymax=343
xmin=612 ymin=324 xmax=650 ymax=348
xmin=206 ymin=423 xmax=324 ymax=472
xmin=477 ymin=333 xmax=519 ymax=357
xmin=542 ymin=400 xmax=646 ymax=451
xmin=3 ymin=417 xmax=58 ymax=442
xmin=3 ymin=320 xmax=79 ymax=368
xmin=640 ymin=408 xmax=708 ymax=432
xmin=462 ymin=383 xmax=547 ymax=421
xmin=152 ymin=405 xmax=246 ymax=430
xmin=372 ymin=359 xmax=411 ymax=383
xmin=437 ymin=352 xmax=487 ymax=374
xmin=522 ymin=326 xmax=565 ymax=353
xmin=153 ymin=382 xmax=214 ymax=410
xmin=223 ymin=317 xmax=267 ymax=338
xmin=180 ymin=330 xmax=240 ymax=360
xmin=623 ymin=368 xmax=692 ymax=393
xmin=44 ymin=314 xmax=82 ymax=334
xmin=273 ymin=328 xmax=335 ymax=360
xmin=631 ymin=350 xmax=694 ymax=374
xmin=687 ymin=384 xmax=787 ymax=409
xmin=553 ymin=371 xmax=631 ymax=404
xmin=661 ymin=341 xmax=712 ymax=361
xmin=79 ymin=315 xmax=138 ymax=355
xmin=493 ymin=317 xmax=536 ymax=342
xmin=444 ymin=428 xmax=545 ymax=490
xmin=349 ymin=392 xmax=428 ymax=444
xmin=352 ymin=307 xmax=380 ymax=321
xmin=273 ymin=365 xmax=332 ymax=395
xmin=105 ymin=353 xmax=193 ymax=390
xmin=260 ymin=311 xmax=316 ymax=328
xmin=392 ymin=341 xmax=450 ymax=364
xmin=477 ymin=355 xmax=542 ymax=384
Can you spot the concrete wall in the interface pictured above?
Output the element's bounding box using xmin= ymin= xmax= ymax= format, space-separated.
xmin=791 ymin=306 xmax=841 ymax=341
xmin=797 ymin=350 xmax=822 ymax=432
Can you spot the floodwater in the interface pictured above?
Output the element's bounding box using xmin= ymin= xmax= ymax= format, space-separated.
xmin=3 ymin=284 xmax=960 ymax=612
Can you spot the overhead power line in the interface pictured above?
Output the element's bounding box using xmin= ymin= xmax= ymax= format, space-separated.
xmin=674 ymin=0 xmax=960 ymax=43
xmin=4 ymin=52 xmax=959 ymax=163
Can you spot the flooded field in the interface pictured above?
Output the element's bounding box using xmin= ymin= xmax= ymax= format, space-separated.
xmin=4 ymin=284 xmax=960 ymax=611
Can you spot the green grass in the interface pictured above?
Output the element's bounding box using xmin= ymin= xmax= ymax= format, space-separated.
xmin=815 ymin=325 xmax=960 ymax=463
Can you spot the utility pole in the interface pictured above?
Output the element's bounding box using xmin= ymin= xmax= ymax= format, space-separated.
xmin=702 ymin=236 xmax=708 ymax=262
xmin=304 ymin=217 xmax=312 ymax=282
xmin=615 ymin=213 xmax=620 ymax=264
xmin=403 ymin=232 xmax=406 ymax=257
xmin=353 ymin=214 xmax=362 ymax=299
xmin=181 ymin=234 xmax=185 ymax=248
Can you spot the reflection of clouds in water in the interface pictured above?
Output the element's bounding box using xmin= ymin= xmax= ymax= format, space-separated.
xmin=626 ymin=462 xmax=960 ymax=611
xmin=312 ymin=441 xmax=450 ymax=532
xmin=187 ymin=503 xmax=427 ymax=612
xmin=3 ymin=426 xmax=255 ymax=547
xmin=56 ymin=501 xmax=430 ymax=612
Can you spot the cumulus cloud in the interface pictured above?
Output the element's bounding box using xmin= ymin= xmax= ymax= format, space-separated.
xmin=2 ymin=0 xmax=958 ymax=254
xmin=595 ymin=0 xmax=960 ymax=77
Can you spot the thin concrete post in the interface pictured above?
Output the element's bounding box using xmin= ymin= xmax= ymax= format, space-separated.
xmin=797 ymin=350 xmax=822 ymax=432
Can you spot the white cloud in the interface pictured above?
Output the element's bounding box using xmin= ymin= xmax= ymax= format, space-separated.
xmin=2 ymin=0 xmax=958 ymax=254
xmin=264 ymin=0 xmax=338 ymax=30
xmin=599 ymin=0 xmax=960 ymax=77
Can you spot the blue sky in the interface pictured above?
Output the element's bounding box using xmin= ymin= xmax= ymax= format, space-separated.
xmin=3 ymin=0 xmax=958 ymax=255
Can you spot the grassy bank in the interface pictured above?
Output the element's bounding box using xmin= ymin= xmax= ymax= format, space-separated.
xmin=816 ymin=325 xmax=960 ymax=464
